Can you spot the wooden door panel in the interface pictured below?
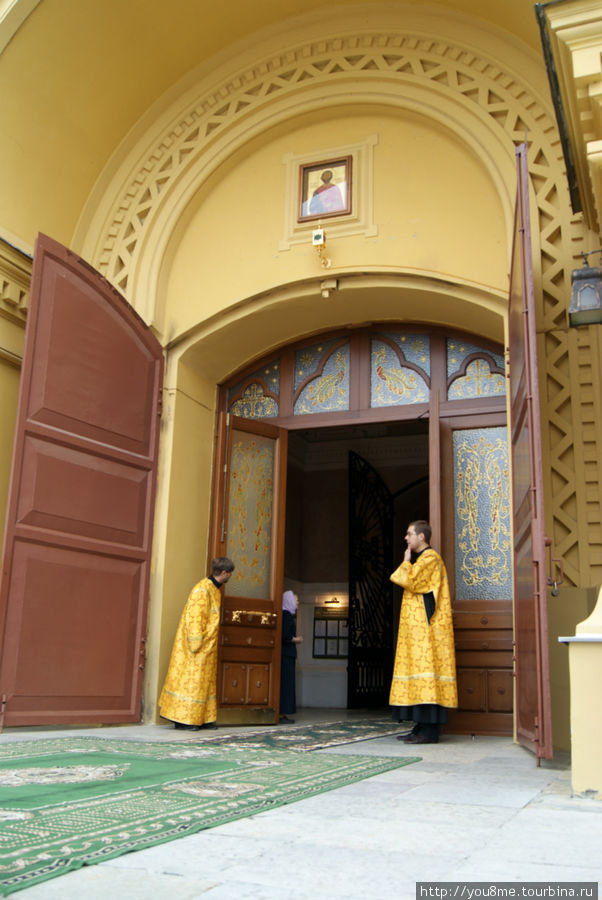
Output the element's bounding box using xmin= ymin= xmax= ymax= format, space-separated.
xmin=0 ymin=234 xmax=163 ymax=727
xmin=247 ymin=665 xmax=271 ymax=705
xmin=17 ymin=437 xmax=149 ymax=545
xmin=220 ymin=664 xmax=247 ymax=705
xmin=454 ymin=633 xmax=513 ymax=652
xmin=219 ymin=663 xmax=272 ymax=706
xmin=509 ymin=144 xmax=553 ymax=760
xmin=221 ymin=628 xmax=277 ymax=651
xmin=27 ymin=262 xmax=156 ymax=454
xmin=457 ymin=669 xmax=486 ymax=711
xmin=3 ymin=542 xmax=141 ymax=714
xmin=453 ymin=612 xmax=513 ymax=630
xmin=488 ymin=670 xmax=513 ymax=712
xmin=456 ymin=650 xmax=511 ymax=670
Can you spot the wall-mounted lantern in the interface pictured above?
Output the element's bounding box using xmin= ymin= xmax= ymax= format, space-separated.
xmin=569 ymin=251 xmax=602 ymax=327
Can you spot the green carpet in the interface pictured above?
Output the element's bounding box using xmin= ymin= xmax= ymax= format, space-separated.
xmin=195 ymin=718 xmax=406 ymax=751
xmin=0 ymin=737 xmax=418 ymax=896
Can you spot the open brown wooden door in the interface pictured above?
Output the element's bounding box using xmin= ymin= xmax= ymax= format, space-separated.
xmin=211 ymin=414 xmax=287 ymax=724
xmin=0 ymin=234 xmax=163 ymax=727
xmin=508 ymin=144 xmax=553 ymax=760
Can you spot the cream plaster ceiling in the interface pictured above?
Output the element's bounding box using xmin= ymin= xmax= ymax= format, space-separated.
xmin=0 ymin=0 xmax=543 ymax=250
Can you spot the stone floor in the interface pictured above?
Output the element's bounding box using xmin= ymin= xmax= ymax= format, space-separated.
xmin=2 ymin=709 xmax=601 ymax=899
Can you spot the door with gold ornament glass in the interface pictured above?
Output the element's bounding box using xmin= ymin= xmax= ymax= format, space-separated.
xmin=210 ymin=414 xmax=287 ymax=724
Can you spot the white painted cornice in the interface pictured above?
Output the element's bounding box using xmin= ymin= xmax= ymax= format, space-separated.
xmin=543 ymin=0 xmax=602 ymax=233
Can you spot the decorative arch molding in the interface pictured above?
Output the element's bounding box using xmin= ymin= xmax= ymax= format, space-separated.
xmin=0 ymin=0 xmax=41 ymax=55
xmin=73 ymin=10 xmax=593 ymax=586
xmin=76 ymin=18 xmax=576 ymax=330
xmin=143 ymin=78 xmax=517 ymax=334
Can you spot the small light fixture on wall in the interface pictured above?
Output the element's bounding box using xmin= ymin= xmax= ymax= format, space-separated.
xmin=312 ymin=227 xmax=331 ymax=269
xmin=316 ymin=593 xmax=348 ymax=608
xmin=568 ymin=250 xmax=602 ymax=327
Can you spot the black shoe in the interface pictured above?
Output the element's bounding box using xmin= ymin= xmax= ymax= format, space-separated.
xmin=199 ymin=722 xmax=218 ymax=730
xmin=396 ymin=725 xmax=418 ymax=741
xmin=279 ymin=716 xmax=295 ymax=724
xmin=173 ymin=722 xmax=201 ymax=731
xmin=402 ymin=732 xmax=439 ymax=744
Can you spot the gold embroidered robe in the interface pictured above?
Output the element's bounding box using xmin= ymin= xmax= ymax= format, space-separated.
xmin=389 ymin=548 xmax=458 ymax=709
xmin=159 ymin=577 xmax=221 ymax=725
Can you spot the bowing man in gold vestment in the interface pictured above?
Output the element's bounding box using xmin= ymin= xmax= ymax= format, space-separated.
xmin=159 ymin=557 xmax=234 ymax=731
xmin=389 ymin=521 xmax=457 ymax=744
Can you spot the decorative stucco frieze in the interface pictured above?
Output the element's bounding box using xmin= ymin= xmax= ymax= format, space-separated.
xmin=0 ymin=239 xmax=30 ymax=325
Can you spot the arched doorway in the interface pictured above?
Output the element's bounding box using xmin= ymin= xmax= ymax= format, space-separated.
xmin=210 ymin=323 xmax=513 ymax=735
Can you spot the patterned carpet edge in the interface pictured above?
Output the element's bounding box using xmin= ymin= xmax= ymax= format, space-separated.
xmin=0 ymin=738 xmax=419 ymax=896
xmin=181 ymin=718 xmax=407 ymax=751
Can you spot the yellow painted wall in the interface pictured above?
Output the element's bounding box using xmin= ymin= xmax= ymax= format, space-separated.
xmin=163 ymin=110 xmax=508 ymax=344
xmin=143 ymin=357 xmax=217 ymax=721
xmin=547 ymin=587 xmax=598 ymax=752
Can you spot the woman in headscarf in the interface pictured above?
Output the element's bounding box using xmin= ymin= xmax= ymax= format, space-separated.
xmin=280 ymin=590 xmax=302 ymax=723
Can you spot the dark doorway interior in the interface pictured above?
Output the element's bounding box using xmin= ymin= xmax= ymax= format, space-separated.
xmin=284 ymin=420 xmax=428 ymax=710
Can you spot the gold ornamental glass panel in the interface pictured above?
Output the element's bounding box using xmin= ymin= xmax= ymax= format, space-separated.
xmin=453 ymin=427 xmax=512 ymax=600
xmin=370 ymin=333 xmax=430 ymax=407
xmin=227 ymin=360 xmax=280 ymax=419
xmin=294 ymin=340 xmax=350 ymax=414
xmin=225 ymin=429 xmax=275 ymax=598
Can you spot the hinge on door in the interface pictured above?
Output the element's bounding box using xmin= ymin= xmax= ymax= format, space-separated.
xmin=138 ymin=638 xmax=147 ymax=671
xmin=157 ymin=390 xmax=163 ymax=417
xmin=544 ymin=536 xmax=564 ymax=596
xmin=0 ymin=694 xmax=6 ymax=733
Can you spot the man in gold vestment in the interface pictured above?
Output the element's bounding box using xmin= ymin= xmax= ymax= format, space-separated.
xmin=159 ymin=557 xmax=234 ymax=730
xmin=389 ymin=521 xmax=457 ymax=744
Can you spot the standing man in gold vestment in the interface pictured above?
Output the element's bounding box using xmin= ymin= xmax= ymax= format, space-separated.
xmin=159 ymin=557 xmax=234 ymax=731
xmin=389 ymin=521 xmax=457 ymax=744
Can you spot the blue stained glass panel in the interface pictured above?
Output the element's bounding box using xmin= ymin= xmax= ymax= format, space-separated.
xmin=453 ymin=427 xmax=512 ymax=600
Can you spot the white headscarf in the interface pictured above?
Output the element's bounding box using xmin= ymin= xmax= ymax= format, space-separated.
xmin=282 ymin=590 xmax=297 ymax=614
